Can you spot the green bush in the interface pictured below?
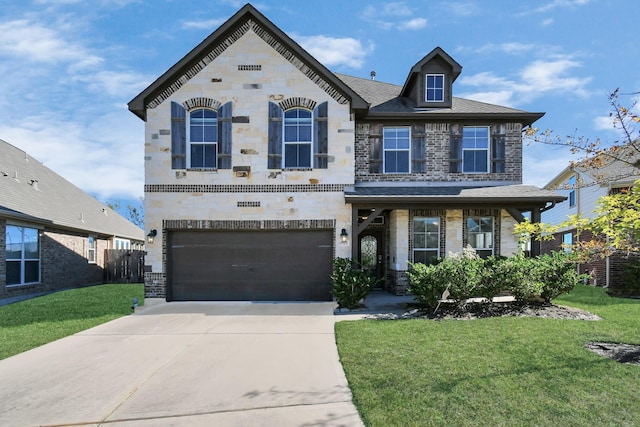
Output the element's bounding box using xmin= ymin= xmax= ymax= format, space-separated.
xmin=407 ymin=262 xmax=447 ymax=309
xmin=331 ymin=258 xmax=375 ymax=309
xmin=408 ymin=249 xmax=583 ymax=307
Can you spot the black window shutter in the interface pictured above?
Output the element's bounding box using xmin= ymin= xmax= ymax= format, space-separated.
xmin=449 ymin=123 xmax=462 ymax=173
xmin=491 ymin=124 xmax=506 ymax=173
xmin=369 ymin=124 xmax=383 ymax=173
xmin=217 ymin=102 xmax=233 ymax=169
xmin=313 ymin=102 xmax=328 ymax=169
xmin=411 ymin=124 xmax=426 ymax=173
xmin=171 ymin=101 xmax=186 ymax=169
xmin=268 ymin=102 xmax=283 ymax=169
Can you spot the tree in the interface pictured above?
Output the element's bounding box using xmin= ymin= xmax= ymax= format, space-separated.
xmin=518 ymin=89 xmax=640 ymax=261
xmin=106 ymin=197 xmax=144 ymax=228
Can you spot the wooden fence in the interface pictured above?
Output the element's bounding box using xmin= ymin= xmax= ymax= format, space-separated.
xmin=104 ymin=249 xmax=145 ymax=283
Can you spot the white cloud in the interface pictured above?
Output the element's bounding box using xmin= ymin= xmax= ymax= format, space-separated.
xmin=542 ymin=18 xmax=554 ymax=26
xmin=0 ymin=19 xmax=102 ymax=67
xmin=400 ymin=18 xmax=428 ymax=30
xmin=182 ymin=19 xmax=227 ymax=30
xmin=361 ymin=2 xmax=427 ymax=31
xmin=448 ymin=2 xmax=481 ymax=17
xmin=524 ymin=0 xmax=592 ymax=15
xmin=471 ymin=42 xmax=540 ymax=55
xmin=458 ymin=57 xmax=591 ymax=106
xmin=0 ymin=111 xmax=144 ymax=201
xmin=295 ymin=35 xmax=374 ymax=69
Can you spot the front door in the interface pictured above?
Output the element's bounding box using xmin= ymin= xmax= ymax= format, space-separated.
xmin=358 ymin=230 xmax=385 ymax=288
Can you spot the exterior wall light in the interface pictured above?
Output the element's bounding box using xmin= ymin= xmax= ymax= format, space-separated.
xmin=340 ymin=228 xmax=348 ymax=243
xmin=146 ymin=229 xmax=157 ymax=244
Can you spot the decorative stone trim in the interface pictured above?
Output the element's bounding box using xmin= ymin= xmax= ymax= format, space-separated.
xmin=238 ymin=64 xmax=262 ymax=71
xmin=146 ymin=19 xmax=349 ymax=109
xmin=237 ymin=201 xmax=261 ymax=207
xmin=182 ymin=97 xmax=222 ymax=111
xmin=279 ymin=97 xmax=317 ymax=111
xmin=145 ymin=184 xmax=348 ymax=193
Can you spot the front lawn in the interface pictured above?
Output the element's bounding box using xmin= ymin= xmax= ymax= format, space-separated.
xmin=0 ymin=284 xmax=144 ymax=360
xmin=335 ymin=285 xmax=640 ymax=427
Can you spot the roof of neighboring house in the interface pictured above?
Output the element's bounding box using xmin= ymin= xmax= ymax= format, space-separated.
xmin=345 ymin=184 xmax=566 ymax=208
xmin=544 ymin=143 xmax=640 ymax=189
xmin=128 ymin=3 xmax=368 ymax=121
xmin=335 ymin=73 xmax=544 ymax=125
xmin=0 ymin=139 xmax=144 ymax=241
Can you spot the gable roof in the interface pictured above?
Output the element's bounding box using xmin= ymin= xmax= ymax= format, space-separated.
xmin=544 ymin=143 xmax=640 ymax=189
xmin=400 ymin=47 xmax=462 ymax=97
xmin=128 ymin=3 xmax=368 ymax=121
xmin=336 ymin=73 xmax=544 ymax=125
xmin=0 ymin=139 xmax=144 ymax=241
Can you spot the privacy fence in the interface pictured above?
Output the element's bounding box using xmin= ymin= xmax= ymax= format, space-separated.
xmin=104 ymin=250 xmax=145 ymax=283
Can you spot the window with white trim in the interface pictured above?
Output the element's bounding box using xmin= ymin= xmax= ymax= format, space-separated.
xmin=87 ymin=236 xmax=96 ymax=263
xmin=383 ymin=127 xmax=410 ymax=173
xmin=462 ymin=126 xmax=489 ymax=173
xmin=467 ymin=216 xmax=493 ymax=257
xmin=283 ymin=108 xmax=312 ymax=168
xmin=413 ymin=217 xmax=440 ymax=264
xmin=5 ymin=225 xmax=40 ymax=286
xmin=188 ymin=108 xmax=217 ymax=168
xmin=568 ymin=175 xmax=576 ymax=207
xmin=425 ymin=74 xmax=444 ymax=102
xmin=563 ymin=232 xmax=573 ymax=253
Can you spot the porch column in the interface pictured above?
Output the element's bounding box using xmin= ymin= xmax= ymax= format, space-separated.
xmin=530 ymin=208 xmax=541 ymax=257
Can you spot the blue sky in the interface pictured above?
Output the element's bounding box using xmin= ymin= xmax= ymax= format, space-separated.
xmin=1 ymin=0 xmax=637 ymax=214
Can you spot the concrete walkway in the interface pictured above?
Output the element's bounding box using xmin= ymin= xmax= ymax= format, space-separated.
xmin=0 ymin=301 xmax=364 ymax=426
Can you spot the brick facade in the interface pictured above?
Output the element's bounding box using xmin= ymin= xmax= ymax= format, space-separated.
xmin=1 ymin=221 xmax=107 ymax=301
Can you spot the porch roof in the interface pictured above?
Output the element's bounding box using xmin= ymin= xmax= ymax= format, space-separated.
xmin=344 ymin=184 xmax=566 ymax=209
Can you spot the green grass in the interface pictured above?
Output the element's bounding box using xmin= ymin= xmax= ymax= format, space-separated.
xmin=0 ymin=284 xmax=144 ymax=360
xmin=336 ymin=285 xmax=640 ymax=427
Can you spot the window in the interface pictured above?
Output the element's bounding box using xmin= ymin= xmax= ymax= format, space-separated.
xmin=114 ymin=238 xmax=130 ymax=250
xmin=413 ymin=217 xmax=440 ymax=264
xmin=568 ymin=175 xmax=576 ymax=207
xmin=462 ymin=127 xmax=489 ymax=173
xmin=283 ymin=108 xmax=312 ymax=168
xmin=5 ymin=225 xmax=40 ymax=286
xmin=188 ymin=108 xmax=217 ymax=169
xmin=87 ymin=236 xmax=96 ymax=263
xmin=383 ymin=127 xmax=410 ymax=173
xmin=563 ymin=232 xmax=573 ymax=253
xmin=425 ymin=74 xmax=444 ymax=102
xmin=467 ymin=216 xmax=493 ymax=257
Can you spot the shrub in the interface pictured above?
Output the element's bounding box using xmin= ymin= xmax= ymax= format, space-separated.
xmin=407 ymin=262 xmax=447 ymax=309
xmin=331 ymin=258 xmax=375 ymax=309
xmin=537 ymin=251 xmax=585 ymax=302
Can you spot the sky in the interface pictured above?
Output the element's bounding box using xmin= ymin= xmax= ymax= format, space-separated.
xmin=1 ymin=0 xmax=638 ymax=219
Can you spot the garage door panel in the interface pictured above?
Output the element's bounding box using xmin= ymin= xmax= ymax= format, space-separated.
xmin=168 ymin=230 xmax=333 ymax=301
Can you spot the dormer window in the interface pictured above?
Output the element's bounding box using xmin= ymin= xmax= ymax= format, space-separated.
xmin=425 ymin=74 xmax=444 ymax=102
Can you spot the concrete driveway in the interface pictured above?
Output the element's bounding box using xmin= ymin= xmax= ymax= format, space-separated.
xmin=0 ymin=301 xmax=364 ymax=426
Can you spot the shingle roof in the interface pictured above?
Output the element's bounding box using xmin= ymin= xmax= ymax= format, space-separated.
xmin=335 ymin=73 xmax=544 ymax=124
xmin=344 ymin=184 xmax=566 ymax=207
xmin=0 ymin=139 xmax=144 ymax=240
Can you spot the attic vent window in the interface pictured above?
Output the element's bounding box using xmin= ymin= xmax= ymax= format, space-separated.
xmin=425 ymin=74 xmax=444 ymax=102
xmin=238 ymin=65 xmax=261 ymax=71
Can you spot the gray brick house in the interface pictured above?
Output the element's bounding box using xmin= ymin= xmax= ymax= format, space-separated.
xmin=129 ymin=4 xmax=564 ymax=301
xmin=0 ymin=139 xmax=144 ymax=302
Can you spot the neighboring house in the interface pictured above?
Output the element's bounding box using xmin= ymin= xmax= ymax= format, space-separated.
xmin=542 ymin=145 xmax=640 ymax=288
xmin=128 ymin=4 xmax=564 ymax=301
xmin=0 ymin=139 xmax=145 ymax=302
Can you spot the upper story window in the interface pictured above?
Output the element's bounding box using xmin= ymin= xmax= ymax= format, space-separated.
xmin=425 ymin=74 xmax=444 ymax=102
xmin=462 ymin=126 xmax=489 ymax=173
xmin=568 ymin=175 xmax=576 ymax=207
xmin=283 ymin=108 xmax=313 ymax=168
xmin=413 ymin=217 xmax=440 ymax=264
xmin=383 ymin=127 xmax=410 ymax=173
xmin=6 ymin=225 xmax=40 ymax=286
xmin=188 ymin=108 xmax=218 ymax=169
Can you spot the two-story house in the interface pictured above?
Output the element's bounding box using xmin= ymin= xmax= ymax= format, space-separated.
xmin=128 ymin=4 xmax=565 ymax=301
xmin=542 ymin=145 xmax=640 ymax=290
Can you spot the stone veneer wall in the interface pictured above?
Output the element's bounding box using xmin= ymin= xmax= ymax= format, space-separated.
xmin=0 ymin=219 xmax=5 ymax=294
